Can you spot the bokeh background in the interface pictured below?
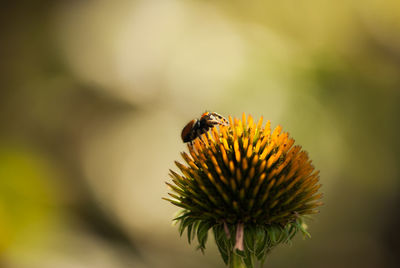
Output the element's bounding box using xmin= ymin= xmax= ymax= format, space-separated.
xmin=1 ymin=1 xmax=399 ymax=267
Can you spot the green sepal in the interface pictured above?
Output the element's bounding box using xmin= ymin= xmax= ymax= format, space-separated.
xmin=242 ymin=254 xmax=254 ymax=268
xmin=187 ymin=221 xmax=194 ymax=243
xmin=196 ymin=220 xmax=213 ymax=252
xmin=213 ymin=225 xmax=231 ymax=265
xmin=235 ymin=249 xmax=246 ymax=258
xmin=178 ymin=216 xmax=196 ymax=237
xmin=175 ymin=211 xmax=312 ymax=267
xmin=254 ymin=226 xmax=267 ymax=260
xmin=244 ymin=225 xmax=256 ymax=253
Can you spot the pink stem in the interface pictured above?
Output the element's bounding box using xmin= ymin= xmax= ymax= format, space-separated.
xmin=234 ymin=222 xmax=244 ymax=251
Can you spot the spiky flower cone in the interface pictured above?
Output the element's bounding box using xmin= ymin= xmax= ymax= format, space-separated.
xmin=164 ymin=113 xmax=322 ymax=268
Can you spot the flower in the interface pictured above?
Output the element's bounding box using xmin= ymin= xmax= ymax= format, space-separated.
xmin=164 ymin=113 xmax=322 ymax=267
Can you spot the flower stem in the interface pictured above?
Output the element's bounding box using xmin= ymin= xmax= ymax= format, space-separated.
xmin=230 ymin=254 xmax=246 ymax=268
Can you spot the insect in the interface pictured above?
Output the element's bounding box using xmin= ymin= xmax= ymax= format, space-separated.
xmin=181 ymin=112 xmax=229 ymax=143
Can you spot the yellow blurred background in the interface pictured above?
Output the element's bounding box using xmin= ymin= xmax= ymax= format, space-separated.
xmin=1 ymin=1 xmax=399 ymax=267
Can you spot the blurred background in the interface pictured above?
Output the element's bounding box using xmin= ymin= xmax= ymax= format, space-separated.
xmin=0 ymin=1 xmax=399 ymax=267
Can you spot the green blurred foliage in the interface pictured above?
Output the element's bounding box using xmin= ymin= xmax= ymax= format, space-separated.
xmin=0 ymin=143 xmax=60 ymax=252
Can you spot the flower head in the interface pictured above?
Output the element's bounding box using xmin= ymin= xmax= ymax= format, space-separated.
xmin=164 ymin=113 xmax=322 ymax=267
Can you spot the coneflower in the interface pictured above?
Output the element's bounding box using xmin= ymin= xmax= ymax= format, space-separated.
xmin=164 ymin=113 xmax=322 ymax=268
